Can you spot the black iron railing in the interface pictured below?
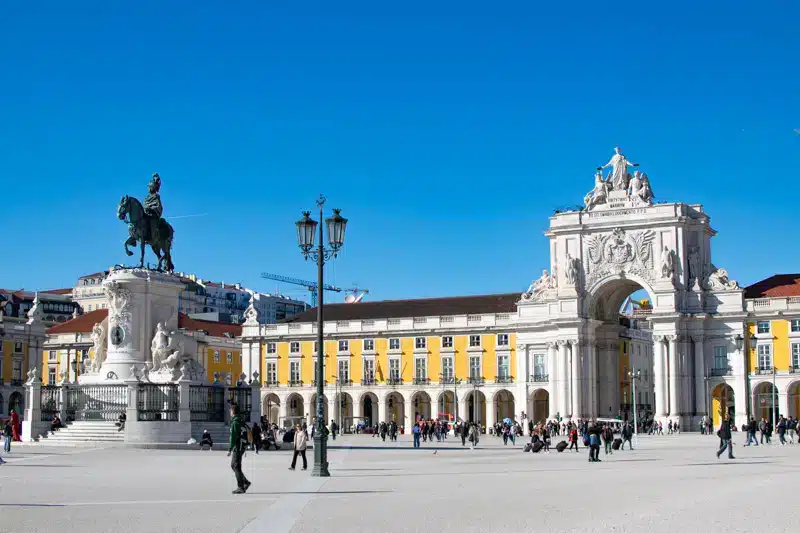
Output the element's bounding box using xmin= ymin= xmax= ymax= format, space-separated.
xmin=468 ymin=377 xmax=485 ymax=384
xmin=263 ymin=379 xmax=279 ymax=387
xmin=386 ymin=377 xmax=403 ymax=385
xmin=40 ymin=385 xmax=61 ymax=422
xmin=440 ymin=376 xmax=455 ymax=384
xmin=361 ymin=377 xmax=376 ymax=385
xmin=711 ymin=368 xmax=733 ymax=377
xmin=288 ymin=380 xmax=304 ymax=387
xmin=189 ymin=385 xmax=225 ymax=422
xmin=312 ymin=379 xmax=326 ymax=386
xmin=10 ymin=379 xmax=23 ymax=387
xmin=413 ymin=377 xmax=430 ymax=385
xmin=66 ymin=385 xmax=127 ymax=422
xmin=227 ymin=386 xmax=252 ymax=420
xmin=137 ymin=384 xmax=179 ymax=421
xmin=496 ymin=376 xmax=514 ymax=384
xmin=529 ymin=374 xmax=548 ymax=383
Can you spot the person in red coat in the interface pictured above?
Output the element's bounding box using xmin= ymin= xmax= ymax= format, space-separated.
xmin=10 ymin=410 xmax=21 ymax=442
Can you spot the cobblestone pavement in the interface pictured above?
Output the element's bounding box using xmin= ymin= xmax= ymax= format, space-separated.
xmin=1 ymin=433 xmax=797 ymax=533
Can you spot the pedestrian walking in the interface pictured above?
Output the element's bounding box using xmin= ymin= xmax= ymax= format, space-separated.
xmin=744 ymin=418 xmax=759 ymax=446
xmin=568 ymin=426 xmax=579 ymax=452
xmin=227 ymin=404 xmax=251 ymax=494
xmin=412 ymin=422 xmax=421 ymax=448
xmin=289 ymin=423 xmax=308 ymax=470
xmin=330 ymin=419 xmax=338 ymax=441
xmin=716 ymin=415 xmax=735 ymax=460
xmin=3 ymin=420 xmax=12 ymax=454
xmin=469 ymin=423 xmax=479 ymax=450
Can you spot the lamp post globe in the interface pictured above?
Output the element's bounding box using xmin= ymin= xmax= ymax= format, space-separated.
xmin=325 ymin=208 xmax=348 ymax=251
xmin=295 ymin=211 xmax=317 ymax=253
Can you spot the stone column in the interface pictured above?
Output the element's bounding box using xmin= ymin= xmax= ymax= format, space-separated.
xmin=778 ymin=391 xmax=789 ymax=420
xmin=653 ymin=336 xmax=667 ymax=419
xmin=668 ymin=335 xmax=680 ymax=419
xmin=378 ymin=395 xmax=387 ymax=425
xmin=547 ymin=342 xmax=558 ymax=418
xmin=279 ymin=398 xmax=288 ymax=425
xmin=570 ymin=340 xmax=581 ymax=419
xmin=588 ymin=342 xmax=598 ymax=418
xmin=177 ymin=380 xmax=191 ymax=423
xmin=405 ymin=398 xmax=414 ymax=428
xmin=486 ymin=392 xmax=496 ymax=429
xmin=22 ymin=373 xmax=42 ymax=442
xmin=459 ymin=396 xmax=469 ymax=424
xmin=606 ymin=343 xmax=617 ymax=417
xmin=558 ymin=340 xmax=569 ymax=419
xmin=693 ymin=336 xmax=706 ymax=417
xmin=306 ymin=396 xmax=315 ymax=427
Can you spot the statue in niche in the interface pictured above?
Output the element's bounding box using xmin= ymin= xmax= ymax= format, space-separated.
xmin=688 ymin=247 xmax=701 ymax=286
xmin=660 ymin=246 xmax=675 ymax=280
xmin=565 ymin=254 xmax=580 ymax=286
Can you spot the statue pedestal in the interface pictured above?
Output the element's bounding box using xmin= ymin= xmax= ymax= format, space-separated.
xmin=81 ymin=268 xmax=184 ymax=383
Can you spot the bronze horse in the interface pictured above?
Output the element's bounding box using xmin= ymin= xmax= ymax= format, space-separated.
xmin=117 ymin=195 xmax=175 ymax=271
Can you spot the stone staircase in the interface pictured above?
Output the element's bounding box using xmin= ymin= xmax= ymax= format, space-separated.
xmin=39 ymin=421 xmax=125 ymax=446
xmin=191 ymin=422 xmax=230 ymax=447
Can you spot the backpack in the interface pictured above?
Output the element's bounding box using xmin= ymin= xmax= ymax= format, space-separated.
xmin=240 ymin=421 xmax=253 ymax=446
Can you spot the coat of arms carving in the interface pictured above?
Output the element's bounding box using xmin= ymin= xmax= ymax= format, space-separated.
xmin=584 ymin=228 xmax=655 ymax=286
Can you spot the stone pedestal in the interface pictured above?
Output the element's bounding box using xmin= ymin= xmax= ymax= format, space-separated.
xmin=79 ymin=268 xmax=184 ymax=384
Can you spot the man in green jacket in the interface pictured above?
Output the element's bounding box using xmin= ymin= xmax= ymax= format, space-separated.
xmin=227 ymin=404 xmax=251 ymax=494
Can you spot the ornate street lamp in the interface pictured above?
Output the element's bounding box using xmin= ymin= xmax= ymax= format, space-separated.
xmin=295 ymin=195 xmax=348 ymax=478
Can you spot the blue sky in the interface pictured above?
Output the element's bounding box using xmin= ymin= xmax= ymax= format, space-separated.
xmin=2 ymin=2 xmax=798 ymax=303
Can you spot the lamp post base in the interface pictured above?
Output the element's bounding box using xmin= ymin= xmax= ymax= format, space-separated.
xmin=311 ymin=432 xmax=330 ymax=477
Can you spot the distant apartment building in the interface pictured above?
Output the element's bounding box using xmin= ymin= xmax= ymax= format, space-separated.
xmin=72 ymin=270 xmax=306 ymax=324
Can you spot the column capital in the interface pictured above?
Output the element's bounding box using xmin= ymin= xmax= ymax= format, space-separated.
xmin=665 ymin=334 xmax=678 ymax=342
xmin=653 ymin=334 xmax=665 ymax=343
xmin=545 ymin=341 xmax=557 ymax=349
xmin=556 ymin=339 xmax=569 ymax=346
xmin=515 ymin=344 xmax=527 ymax=351
xmin=568 ymin=339 xmax=580 ymax=347
xmin=690 ymin=335 xmax=704 ymax=343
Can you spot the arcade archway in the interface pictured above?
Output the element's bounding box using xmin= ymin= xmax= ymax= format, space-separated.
xmin=385 ymin=392 xmax=405 ymax=426
xmin=411 ymin=391 xmax=432 ymax=421
xmin=529 ymin=389 xmax=549 ymax=424
xmin=789 ymin=381 xmax=800 ymax=419
xmin=309 ymin=393 xmax=328 ymax=424
xmin=752 ymin=382 xmax=777 ymax=423
xmin=437 ymin=390 xmax=456 ymax=421
xmin=360 ymin=392 xmax=379 ymax=426
xmin=493 ymin=389 xmax=515 ymax=422
xmin=465 ymin=390 xmax=486 ymax=425
xmin=711 ymin=384 xmax=735 ymax=428
xmin=262 ymin=393 xmax=280 ymax=424
xmin=335 ymin=392 xmax=354 ymax=431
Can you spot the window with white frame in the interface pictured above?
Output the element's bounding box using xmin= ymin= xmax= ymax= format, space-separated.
xmin=48 ymin=367 xmax=57 ymax=385
xmin=338 ymin=340 xmax=349 ymax=353
xmin=497 ymin=334 xmax=509 ymax=347
xmin=314 ymin=341 xmax=319 ymax=353
xmin=533 ymin=353 xmax=546 ymax=377
xmin=363 ymin=339 xmax=374 ymax=351
xmin=497 ymin=354 xmax=510 ymax=378
xmin=757 ymin=344 xmax=772 ymax=370
xmin=14 ymin=342 xmax=23 ymax=353
xmin=757 ymin=321 xmax=770 ymax=334
xmin=415 ymin=358 xmax=427 ymax=380
xmin=213 ymin=350 xmax=220 ymax=363
xmin=389 ymin=358 xmax=401 ymax=380
xmin=469 ymin=355 xmax=481 ymax=378
xmin=12 ymin=360 xmax=22 ymax=380
xmin=714 ymin=346 xmax=728 ymax=370
xmin=389 ymin=338 xmax=400 ymax=350
xmin=290 ymin=360 xmax=301 ymax=383
xmin=226 ymin=351 xmax=233 ymax=364
xmin=442 ymin=336 xmax=453 ymax=349
xmin=313 ymin=358 xmax=326 ymax=384
xmin=337 ymin=359 xmax=350 ymax=383
xmin=267 ymin=342 xmax=277 ymax=354
xmin=48 ymin=350 xmax=57 ymax=362
xmin=415 ymin=337 xmax=427 ymax=350
xmin=441 ymin=356 xmax=454 ymax=380
xmin=363 ymin=359 xmax=375 ymax=380
xmin=792 ymin=319 xmax=800 ymax=333
xmin=469 ymin=335 xmax=481 ymax=348
xmin=290 ymin=342 xmax=300 ymax=353
xmin=792 ymin=343 xmax=800 ymax=369
xmin=266 ymin=361 xmax=277 ymax=384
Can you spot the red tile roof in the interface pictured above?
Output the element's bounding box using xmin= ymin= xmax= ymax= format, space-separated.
xmin=46 ymin=309 xmax=241 ymax=338
xmin=47 ymin=309 xmax=108 ymax=334
xmin=42 ymin=288 xmax=73 ymax=295
xmin=745 ymin=274 xmax=800 ymax=299
xmin=177 ymin=314 xmax=242 ymax=338
xmin=285 ymin=293 xmax=520 ymax=323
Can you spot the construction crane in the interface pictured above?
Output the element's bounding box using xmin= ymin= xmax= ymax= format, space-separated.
xmin=260 ymin=273 xmax=341 ymax=307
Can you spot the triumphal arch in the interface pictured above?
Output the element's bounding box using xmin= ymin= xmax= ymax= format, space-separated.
xmin=514 ymin=147 xmax=747 ymax=429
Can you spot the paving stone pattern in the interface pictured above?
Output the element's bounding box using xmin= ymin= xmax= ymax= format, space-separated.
xmin=0 ymin=434 xmax=797 ymax=533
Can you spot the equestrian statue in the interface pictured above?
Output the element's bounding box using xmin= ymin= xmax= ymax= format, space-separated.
xmin=117 ymin=173 xmax=175 ymax=271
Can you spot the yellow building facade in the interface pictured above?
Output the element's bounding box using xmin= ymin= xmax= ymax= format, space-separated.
xmin=240 ymin=293 xmax=545 ymax=430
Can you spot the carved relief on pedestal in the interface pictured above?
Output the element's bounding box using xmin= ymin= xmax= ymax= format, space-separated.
xmin=520 ymin=269 xmax=557 ymax=302
xmin=104 ymin=280 xmax=133 ymax=349
xmin=584 ymin=227 xmax=655 ymax=287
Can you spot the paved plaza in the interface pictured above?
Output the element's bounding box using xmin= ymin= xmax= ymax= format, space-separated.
xmin=2 ymin=433 xmax=799 ymax=533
